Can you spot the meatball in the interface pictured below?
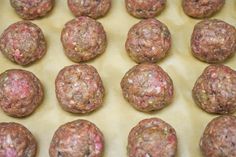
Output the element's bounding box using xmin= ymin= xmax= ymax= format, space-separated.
xmin=182 ymin=0 xmax=225 ymax=18
xmin=49 ymin=119 xmax=104 ymax=157
xmin=0 ymin=21 xmax=47 ymax=66
xmin=200 ymin=115 xmax=236 ymax=157
xmin=191 ymin=19 xmax=236 ymax=63
xmin=128 ymin=118 xmax=177 ymax=157
xmin=192 ymin=64 xmax=236 ymax=114
xmin=125 ymin=18 xmax=171 ymax=63
xmin=121 ymin=63 xmax=174 ymax=112
xmin=61 ymin=16 xmax=107 ymax=62
xmin=67 ymin=0 xmax=111 ymax=19
xmin=125 ymin=0 xmax=166 ymax=19
xmin=10 ymin=0 xmax=54 ymax=20
xmin=0 ymin=122 xmax=37 ymax=157
xmin=0 ymin=69 xmax=44 ymax=118
xmin=55 ymin=64 xmax=105 ymax=114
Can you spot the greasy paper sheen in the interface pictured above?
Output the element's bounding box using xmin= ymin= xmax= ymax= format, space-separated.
xmin=0 ymin=1 xmax=236 ymax=157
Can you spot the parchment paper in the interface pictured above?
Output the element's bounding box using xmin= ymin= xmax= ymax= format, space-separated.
xmin=0 ymin=0 xmax=236 ymax=157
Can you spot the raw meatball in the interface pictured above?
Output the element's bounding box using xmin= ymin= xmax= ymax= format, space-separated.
xmin=200 ymin=115 xmax=236 ymax=157
xmin=192 ymin=64 xmax=236 ymax=114
xmin=49 ymin=119 xmax=104 ymax=157
xmin=67 ymin=0 xmax=111 ymax=19
xmin=121 ymin=63 xmax=174 ymax=112
xmin=0 ymin=122 xmax=37 ymax=157
xmin=0 ymin=69 xmax=44 ymax=117
xmin=191 ymin=19 xmax=236 ymax=63
xmin=10 ymin=0 xmax=54 ymax=20
xmin=125 ymin=0 xmax=166 ymax=18
xmin=61 ymin=16 xmax=107 ymax=62
xmin=0 ymin=21 xmax=47 ymax=66
xmin=128 ymin=118 xmax=177 ymax=157
xmin=182 ymin=0 xmax=225 ymax=18
xmin=125 ymin=18 xmax=171 ymax=63
xmin=55 ymin=64 xmax=105 ymax=114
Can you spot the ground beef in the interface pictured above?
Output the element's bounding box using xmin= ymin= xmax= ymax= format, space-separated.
xmin=200 ymin=115 xmax=236 ymax=157
xmin=191 ymin=19 xmax=236 ymax=63
xmin=10 ymin=0 xmax=54 ymax=20
xmin=0 ymin=69 xmax=44 ymax=118
xmin=182 ymin=0 xmax=225 ymax=18
xmin=0 ymin=21 xmax=47 ymax=66
xmin=61 ymin=16 xmax=107 ymax=62
xmin=125 ymin=0 xmax=166 ymax=18
xmin=0 ymin=122 xmax=37 ymax=157
xmin=125 ymin=18 xmax=171 ymax=63
xmin=121 ymin=63 xmax=174 ymax=112
xmin=192 ymin=64 xmax=236 ymax=114
xmin=67 ymin=0 xmax=111 ymax=19
xmin=55 ymin=64 xmax=105 ymax=114
xmin=128 ymin=118 xmax=177 ymax=157
xmin=49 ymin=119 xmax=104 ymax=157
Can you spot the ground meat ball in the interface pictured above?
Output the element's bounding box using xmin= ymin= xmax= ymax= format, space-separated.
xmin=125 ymin=0 xmax=166 ymax=19
xmin=121 ymin=63 xmax=174 ymax=112
xmin=125 ymin=18 xmax=171 ymax=63
xmin=55 ymin=64 xmax=105 ymax=114
xmin=0 ymin=122 xmax=37 ymax=157
xmin=191 ymin=19 xmax=236 ymax=63
xmin=0 ymin=21 xmax=46 ymax=66
xmin=49 ymin=119 xmax=104 ymax=157
xmin=61 ymin=16 xmax=107 ymax=62
xmin=0 ymin=69 xmax=44 ymax=118
xmin=192 ymin=64 xmax=236 ymax=114
xmin=67 ymin=0 xmax=111 ymax=19
xmin=200 ymin=115 xmax=236 ymax=157
xmin=182 ymin=0 xmax=225 ymax=18
xmin=128 ymin=118 xmax=177 ymax=157
xmin=10 ymin=0 xmax=54 ymax=20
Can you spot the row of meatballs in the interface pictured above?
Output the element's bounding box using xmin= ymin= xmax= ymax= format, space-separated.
xmin=0 ymin=115 xmax=236 ymax=157
xmin=1 ymin=17 xmax=236 ymax=66
xmin=0 ymin=63 xmax=235 ymax=118
xmin=9 ymin=0 xmax=226 ymax=20
xmin=1 ymin=0 xmax=235 ymax=65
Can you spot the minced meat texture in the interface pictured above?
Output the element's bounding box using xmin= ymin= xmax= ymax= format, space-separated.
xmin=61 ymin=16 xmax=107 ymax=62
xmin=0 ymin=122 xmax=37 ymax=157
xmin=200 ymin=115 xmax=236 ymax=157
xmin=191 ymin=19 xmax=236 ymax=63
xmin=67 ymin=0 xmax=111 ymax=19
xmin=128 ymin=118 xmax=177 ymax=157
xmin=125 ymin=18 xmax=171 ymax=63
xmin=182 ymin=0 xmax=225 ymax=18
xmin=55 ymin=64 xmax=105 ymax=114
xmin=10 ymin=0 xmax=54 ymax=20
xmin=192 ymin=64 xmax=236 ymax=114
xmin=0 ymin=69 xmax=44 ymax=117
xmin=125 ymin=0 xmax=166 ymax=18
xmin=121 ymin=63 xmax=174 ymax=112
xmin=0 ymin=21 xmax=46 ymax=65
xmin=49 ymin=119 xmax=104 ymax=157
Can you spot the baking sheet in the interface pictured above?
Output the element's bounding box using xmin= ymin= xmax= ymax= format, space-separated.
xmin=0 ymin=0 xmax=236 ymax=156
